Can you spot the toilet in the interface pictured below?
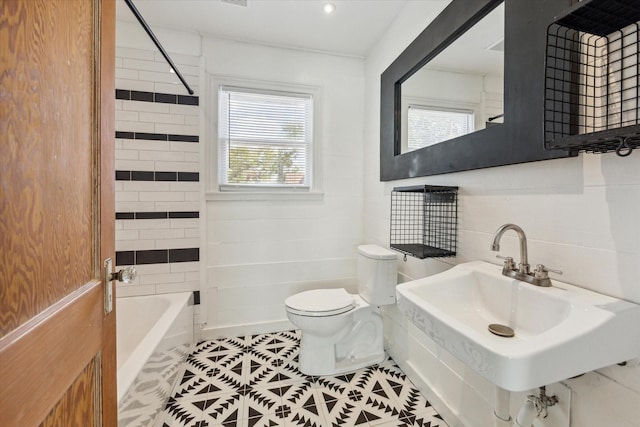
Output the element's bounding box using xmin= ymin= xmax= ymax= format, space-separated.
xmin=285 ymin=244 xmax=398 ymax=376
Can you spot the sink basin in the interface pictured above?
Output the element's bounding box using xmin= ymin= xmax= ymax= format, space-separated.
xmin=396 ymin=261 xmax=640 ymax=391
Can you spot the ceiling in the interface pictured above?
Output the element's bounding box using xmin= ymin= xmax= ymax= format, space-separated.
xmin=115 ymin=0 xmax=426 ymax=57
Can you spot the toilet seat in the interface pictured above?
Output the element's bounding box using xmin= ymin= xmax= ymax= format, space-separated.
xmin=285 ymin=288 xmax=355 ymax=317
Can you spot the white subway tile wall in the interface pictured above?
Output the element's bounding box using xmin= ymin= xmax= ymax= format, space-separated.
xmin=114 ymin=45 xmax=201 ymax=309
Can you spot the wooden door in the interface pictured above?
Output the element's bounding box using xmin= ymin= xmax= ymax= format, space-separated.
xmin=0 ymin=0 xmax=116 ymax=426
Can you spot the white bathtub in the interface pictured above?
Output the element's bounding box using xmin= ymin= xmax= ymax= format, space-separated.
xmin=116 ymin=292 xmax=194 ymax=405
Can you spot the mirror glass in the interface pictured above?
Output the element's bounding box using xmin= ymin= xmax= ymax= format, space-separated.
xmin=400 ymin=3 xmax=505 ymax=153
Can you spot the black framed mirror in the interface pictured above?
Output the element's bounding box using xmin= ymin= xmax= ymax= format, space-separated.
xmin=380 ymin=0 xmax=575 ymax=181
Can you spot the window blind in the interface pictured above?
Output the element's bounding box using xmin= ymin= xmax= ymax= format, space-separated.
xmin=407 ymin=105 xmax=474 ymax=151
xmin=219 ymin=86 xmax=313 ymax=189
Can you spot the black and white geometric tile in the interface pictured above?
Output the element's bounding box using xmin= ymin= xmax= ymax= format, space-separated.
xmin=159 ymin=331 xmax=447 ymax=427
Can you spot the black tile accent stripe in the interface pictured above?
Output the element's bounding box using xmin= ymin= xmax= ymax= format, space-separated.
xmin=178 ymin=95 xmax=199 ymax=106
xmin=115 ymin=248 xmax=199 ymax=266
xmin=115 ymin=89 xmax=130 ymax=100
xmin=116 ymin=131 xmax=198 ymax=143
xmin=137 ymin=249 xmax=168 ymax=265
xmin=155 ymin=171 xmax=177 ymax=181
xmin=131 ymin=90 xmax=154 ymax=102
xmin=131 ymin=170 xmax=154 ymax=181
xmin=178 ymin=172 xmax=199 ymax=182
xmin=115 ymin=170 xmax=199 ymax=182
xmin=135 ymin=212 xmax=168 ymax=220
xmin=115 ymin=131 xmax=134 ymax=139
xmin=169 ymin=211 xmax=200 ymax=219
xmin=155 ymin=93 xmax=177 ymax=104
xmin=116 ymin=251 xmax=135 ymax=266
xmin=169 ymin=134 xmax=199 ymax=143
xmin=136 ymin=132 xmax=167 ymax=141
xmin=115 ymin=89 xmax=199 ymax=106
xmin=115 ymin=211 xmax=199 ymax=220
xmin=116 ymin=212 xmax=135 ymax=220
xmin=169 ymin=248 xmax=199 ymax=263
xmin=115 ymin=170 xmax=131 ymax=181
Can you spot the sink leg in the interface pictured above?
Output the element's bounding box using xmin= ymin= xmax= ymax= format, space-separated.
xmin=494 ymin=387 xmax=512 ymax=426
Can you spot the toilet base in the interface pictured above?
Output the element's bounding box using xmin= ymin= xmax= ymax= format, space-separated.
xmin=297 ymin=307 xmax=385 ymax=376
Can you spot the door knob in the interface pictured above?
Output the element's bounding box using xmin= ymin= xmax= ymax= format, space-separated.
xmin=110 ymin=266 xmax=137 ymax=283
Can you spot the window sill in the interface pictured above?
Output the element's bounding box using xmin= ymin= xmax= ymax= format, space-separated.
xmin=205 ymin=191 xmax=325 ymax=201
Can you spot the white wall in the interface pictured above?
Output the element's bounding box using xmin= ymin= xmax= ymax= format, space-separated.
xmin=201 ymin=38 xmax=366 ymax=336
xmin=364 ymin=2 xmax=640 ymax=426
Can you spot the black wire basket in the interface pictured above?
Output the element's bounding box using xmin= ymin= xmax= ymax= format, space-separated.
xmin=390 ymin=185 xmax=458 ymax=260
xmin=544 ymin=0 xmax=640 ymax=156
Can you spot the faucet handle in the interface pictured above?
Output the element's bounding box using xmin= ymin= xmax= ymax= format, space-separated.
xmin=534 ymin=264 xmax=563 ymax=279
xmin=496 ymin=255 xmax=516 ymax=270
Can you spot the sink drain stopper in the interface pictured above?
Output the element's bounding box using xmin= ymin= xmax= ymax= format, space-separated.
xmin=488 ymin=324 xmax=515 ymax=338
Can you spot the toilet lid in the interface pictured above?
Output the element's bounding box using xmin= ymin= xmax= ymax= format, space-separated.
xmin=285 ymin=289 xmax=355 ymax=317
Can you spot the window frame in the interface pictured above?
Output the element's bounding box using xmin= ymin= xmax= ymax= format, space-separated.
xmin=207 ymin=75 xmax=323 ymax=201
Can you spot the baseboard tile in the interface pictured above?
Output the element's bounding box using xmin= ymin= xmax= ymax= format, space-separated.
xmin=200 ymin=319 xmax=295 ymax=340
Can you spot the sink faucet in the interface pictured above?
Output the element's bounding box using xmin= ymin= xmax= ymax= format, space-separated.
xmin=490 ymin=223 xmax=561 ymax=287
xmin=490 ymin=223 xmax=530 ymax=274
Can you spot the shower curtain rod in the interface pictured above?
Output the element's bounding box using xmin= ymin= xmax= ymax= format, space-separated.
xmin=124 ymin=0 xmax=195 ymax=95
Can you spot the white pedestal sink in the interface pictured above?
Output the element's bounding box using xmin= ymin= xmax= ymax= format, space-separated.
xmin=396 ymin=261 xmax=640 ymax=392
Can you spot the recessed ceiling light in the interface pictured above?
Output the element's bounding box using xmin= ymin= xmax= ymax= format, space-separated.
xmin=323 ymin=3 xmax=336 ymax=14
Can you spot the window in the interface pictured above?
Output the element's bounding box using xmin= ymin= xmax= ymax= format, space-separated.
xmin=407 ymin=105 xmax=474 ymax=151
xmin=218 ymin=86 xmax=313 ymax=190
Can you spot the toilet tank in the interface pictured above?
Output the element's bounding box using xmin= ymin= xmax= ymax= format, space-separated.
xmin=357 ymin=244 xmax=398 ymax=306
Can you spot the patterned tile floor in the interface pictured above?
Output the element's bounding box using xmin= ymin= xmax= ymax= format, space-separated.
xmin=158 ymin=330 xmax=447 ymax=427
